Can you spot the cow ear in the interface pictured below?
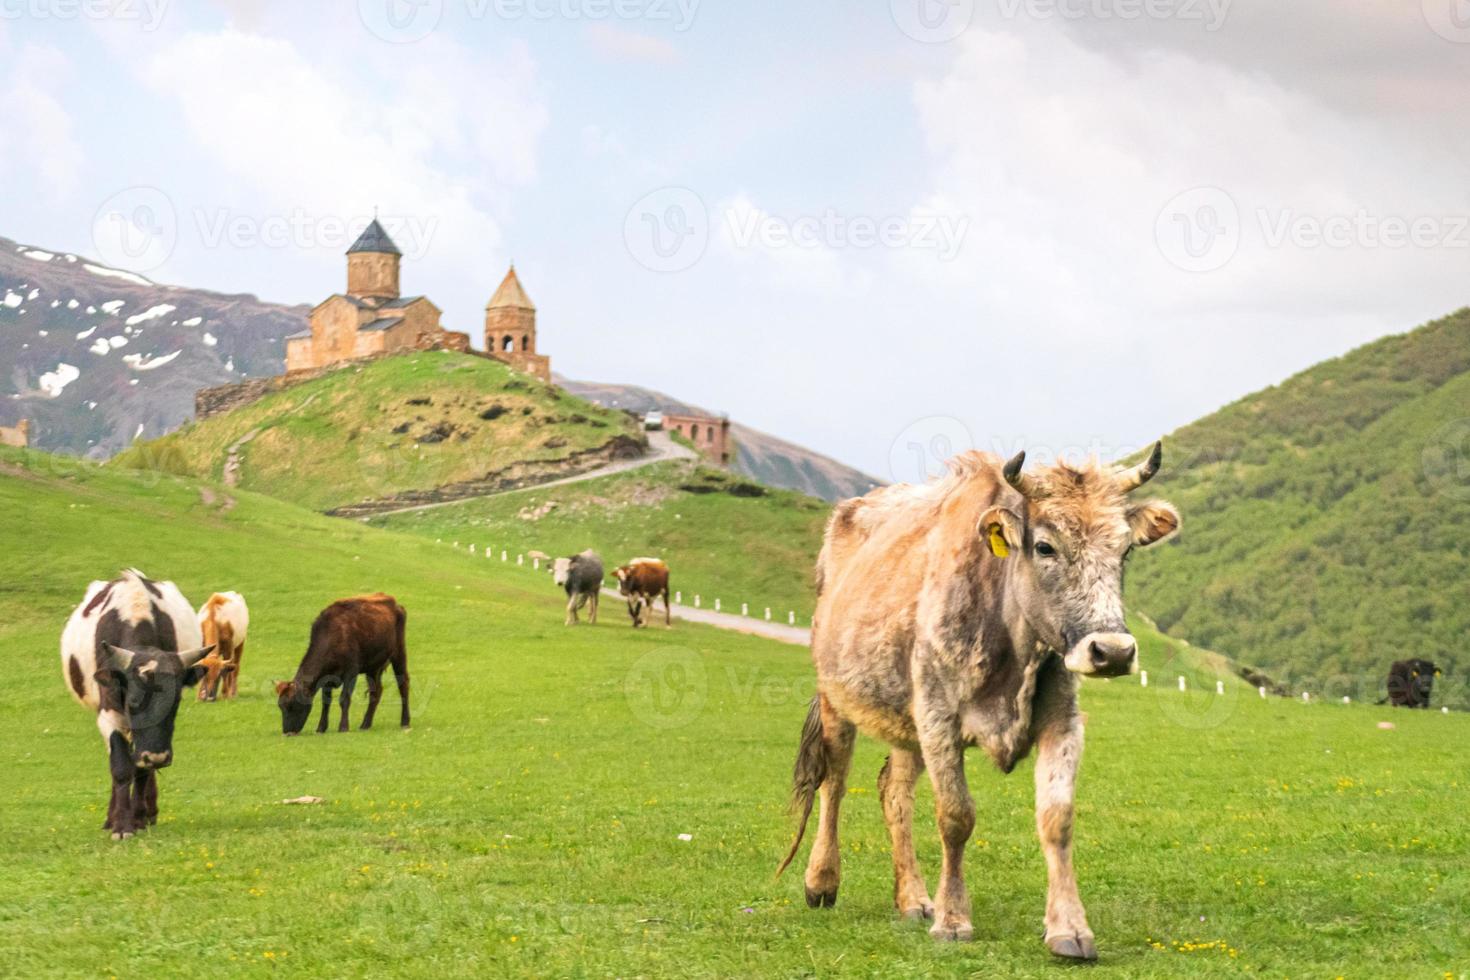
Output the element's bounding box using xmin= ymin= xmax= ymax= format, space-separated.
xmin=979 ymin=506 xmax=1023 ymax=559
xmin=1127 ymin=500 xmax=1181 ymax=547
xmin=274 ymin=681 xmax=292 ymax=697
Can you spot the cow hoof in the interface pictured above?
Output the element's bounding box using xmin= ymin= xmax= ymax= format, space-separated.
xmin=900 ymin=901 xmax=935 ymax=922
xmin=111 ymin=830 xmax=133 ymax=841
xmin=930 ymin=921 xmax=973 ymax=942
xmin=1046 ymin=934 xmax=1098 ymax=961
xmin=804 ymin=886 xmax=837 ymax=909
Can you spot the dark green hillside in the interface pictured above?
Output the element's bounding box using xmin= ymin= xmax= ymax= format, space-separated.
xmin=1130 ymin=308 xmax=1470 ymax=704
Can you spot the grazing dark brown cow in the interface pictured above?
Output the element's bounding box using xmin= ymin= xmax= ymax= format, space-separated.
xmin=614 ymin=558 xmax=671 ymax=628
xmin=778 ymin=445 xmax=1180 ymax=961
xmin=1383 ymin=659 xmax=1439 ymax=708
xmin=60 ymin=569 xmax=219 ymax=839
xmin=275 ymin=593 xmax=410 ymax=735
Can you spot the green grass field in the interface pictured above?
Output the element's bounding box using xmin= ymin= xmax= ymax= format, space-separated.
xmin=3 ymin=446 xmax=1468 ymax=977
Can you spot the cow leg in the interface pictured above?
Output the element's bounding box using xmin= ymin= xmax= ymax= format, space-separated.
xmin=879 ymin=748 xmax=933 ymax=921
xmin=392 ymin=657 xmax=411 ymax=729
xmin=360 ymin=672 xmax=384 ymax=730
xmin=565 ymin=593 xmax=578 ymax=626
xmin=1035 ymin=714 xmax=1096 ymax=960
xmin=338 ymin=674 xmax=357 ymax=733
xmin=131 ymin=767 xmax=157 ymax=828
xmin=920 ymin=726 xmax=974 ymax=941
xmin=589 ymin=591 xmax=599 ymax=624
xmin=803 ymin=697 xmax=855 ymax=909
xmin=663 ymin=588 xmax=672 ymax=628
xmin=105 ymin=730 xmax=137 ymax=839
xmin=226 ymin=642 xmax=243 ymax=699
xmin=316 ymin=687 xmax=334 ymax=734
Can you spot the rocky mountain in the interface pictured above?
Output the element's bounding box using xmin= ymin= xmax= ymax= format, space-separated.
xmin=0 ymin=235 xmax=307 ymax=457
xmin=556 ymin=379 xmax=883 ymax=502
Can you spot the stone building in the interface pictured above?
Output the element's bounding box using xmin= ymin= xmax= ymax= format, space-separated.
xmin=285 ymin=219 xmax=470 ymax=373
xmin=664 ymin=412 xmax=732 ymax=466
xmin=483 ymin=266 xmax=550 ymax=382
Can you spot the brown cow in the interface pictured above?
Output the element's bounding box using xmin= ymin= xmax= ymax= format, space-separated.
xmin=777 ymin=445 xmax=1179 ymax=961
xmin=197 ymin=591 xmax=249 ymax=702
xmin=0 ymin=418 xmax=29 ymax=448
xmin=614 ymin=558 xmax=671 ymax=628
xmin=275 ymin=593 xmax=409 ymax=735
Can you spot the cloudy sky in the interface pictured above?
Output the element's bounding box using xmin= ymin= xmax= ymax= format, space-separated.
xmin=3 ymin=0 xmax=1469 ymax=481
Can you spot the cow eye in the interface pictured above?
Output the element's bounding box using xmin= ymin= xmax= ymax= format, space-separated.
xmin=1034 ymin=541 xmax=1057 ymax=558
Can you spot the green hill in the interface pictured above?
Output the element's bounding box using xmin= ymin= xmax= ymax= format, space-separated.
xmin=113 ymin=353 xmax=644 ymax=513
xmin=3 ymin=443 xmax=1467 ymax=975
xmin=371 ymin=460 xmax=831 ymax=623
xmin=1130 ymin=308 xmax=1470 ymax=705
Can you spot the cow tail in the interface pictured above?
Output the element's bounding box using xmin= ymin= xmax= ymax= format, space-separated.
xmin=775 ymin=696 xmax=829 ymax=878
xmin=395 ymin=604 xmax=408 ymax=660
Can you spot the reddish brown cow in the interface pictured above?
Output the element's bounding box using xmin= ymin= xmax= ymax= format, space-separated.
xmin=275 ymin=593 xmax=409 ymax=735
xmin=614 ymin=558 xmax=671 ymax=628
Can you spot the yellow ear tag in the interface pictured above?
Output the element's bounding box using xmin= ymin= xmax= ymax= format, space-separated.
xmin=988 ymin=525 xmax=1010 ymax=558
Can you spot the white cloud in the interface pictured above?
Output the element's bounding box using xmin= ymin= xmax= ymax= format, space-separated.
xmin=0 ymin=45 xmax=83 ymax=201
xmin=138 ymin=28 xmax=547 ymax=280
xmin=584 ymin=24 xmax=682 ymax=64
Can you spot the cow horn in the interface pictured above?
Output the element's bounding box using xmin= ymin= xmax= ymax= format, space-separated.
xmin=1116 ymin=441 xmax=1163 ymax=493
xmin=179 ymin=644 xmax=217 ymax=668
xmin=100 ymin=642 xmax=135 ymax=672
xmin=1002 ymin=450 xmax=1039 ymax=498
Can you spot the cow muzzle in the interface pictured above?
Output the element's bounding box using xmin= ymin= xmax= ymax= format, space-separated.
xmin=136 ymin=750 xmax=172 ymax=770
xmin=1063 ymin=632 xmax=1137 ymax=678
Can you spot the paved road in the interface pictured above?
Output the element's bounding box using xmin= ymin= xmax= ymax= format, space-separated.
xmin=597 ymin=586 xmax=811 ymax=647
xmin=367 ymin=430 xmax=697 ymax=518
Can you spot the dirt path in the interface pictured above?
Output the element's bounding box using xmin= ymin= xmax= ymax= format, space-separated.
xmin=366 ymin=430 xmax=697 ymax=518
xmin=591 ymin=586 xmax=811 ymax=646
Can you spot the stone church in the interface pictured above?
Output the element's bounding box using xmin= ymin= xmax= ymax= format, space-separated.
xmin=285 ymin=219 xmax=550 ymax=382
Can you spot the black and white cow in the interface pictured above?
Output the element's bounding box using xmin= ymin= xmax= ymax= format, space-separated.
xmin=61 ymin=569 xmax=218 ymax=840
xmin=552 ymin=549 xmax=604 ymax=625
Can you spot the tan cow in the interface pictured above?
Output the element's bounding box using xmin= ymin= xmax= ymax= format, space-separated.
xmin=197 ymin=592 xmax=249 ymax=701
xmin=777 ymin=445 xmax=1179 ymax=961
xmin=0 ymin=418 xmax=30 ymax=448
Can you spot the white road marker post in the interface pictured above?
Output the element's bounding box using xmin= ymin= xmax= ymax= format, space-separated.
xmin=694 ymin=595 xmax=701 ymax=608
xmin=1140 ymin=670 xmax=1148 ymax=687
xmin=1216 ymin=680 xmax=1225 ymax=695
xmin=1258 ymin=686 xmax=1266 ymax=699
xmin=714 ymin=598 xmax=721 ymax=612
xmin=765 ymin=607 xmax=772 ymax=621
xmin=1178 ymin=676 xmax=1186 ymax=692
xmin=741 ymin=602 xmax=748 ymax=616
xmin=788 ymin=611 xmax=795 ymax=625
xmin=675 ymin=591 xmax=682 ymax=604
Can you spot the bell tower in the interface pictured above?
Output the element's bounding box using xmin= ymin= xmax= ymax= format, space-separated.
xmin=484 ymin=265 xmax=536 ymax=355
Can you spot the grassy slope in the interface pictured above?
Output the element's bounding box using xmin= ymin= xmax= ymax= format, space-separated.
xmin=6 ymin=447 xmax=1466 ymax=976
xmin=113 ymin=353 xmax=640 ymax=511
xmin=371 ymin=460 xmax=831 ymax=623
xmin=1130 ymin=308 xmax=1470 ymax=704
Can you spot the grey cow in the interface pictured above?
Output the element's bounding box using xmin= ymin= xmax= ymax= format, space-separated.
xmin=552 ymin=550 xmax=604 ymax=625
